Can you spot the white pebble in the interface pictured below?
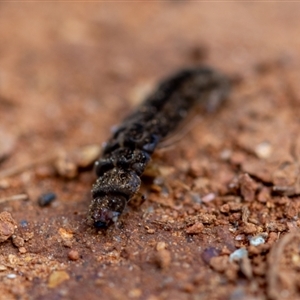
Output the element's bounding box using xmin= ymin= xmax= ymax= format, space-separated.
xmin=202 ymin=193 xmax=216 ymax=203
xmin=229 ymin=248 xmax=248 ymax=262
xmin=220 ymin=149 xmax=232 ymax=160
xmin=255 ymin=141 xmax=272 ymax=159
xmin=235 ymin=234 xmax=245 ymax=241
xmin=250 ymin=235 xmax=266 ymax=246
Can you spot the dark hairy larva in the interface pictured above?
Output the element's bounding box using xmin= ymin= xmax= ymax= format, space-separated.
xmin=88 ymin=67 xmax=230 ymax=229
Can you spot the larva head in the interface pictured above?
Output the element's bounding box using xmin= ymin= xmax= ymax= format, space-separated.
xmin=88 ymin=194 xmax=127 ymax=229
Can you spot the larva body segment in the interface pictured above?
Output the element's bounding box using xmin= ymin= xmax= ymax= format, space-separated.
xmin=88 ymin=67 xmax=229 ymax=229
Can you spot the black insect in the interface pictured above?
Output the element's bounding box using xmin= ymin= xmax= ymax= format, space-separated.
xmin=88 ymin=67 xmax=229 ymax=229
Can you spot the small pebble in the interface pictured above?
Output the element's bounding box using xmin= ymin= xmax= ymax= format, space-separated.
xmin=186 ymin=222 xmax=204 ymax=234
xmin=156 ymin=242 xmax=167 ymax=251
xmin=0 ymin=265 xmax=7 ymax=271
xmin=243 ymin=223 xmax=257 ymax=234
xmin=0 ymin=212 xmax=17 ymax=243
xmin=209 ymin=255 xmax=229 ymax=272
xmin=6 ymin=273 xmax=17 ymax=279
xmin=55 ymin=154 xmax=78 ymax=179
xmin=58 ymin=228 xmax=73 ymax=240
xmin=68 ymin=250 xmax=80 ymax=261
xmin=19 ymin=247 xmax=27 ymax=254
xmin=48 ymin=270 xmax=70 ymax=288
xmin=128 ymin=288 xmax=142 ymax=298
xmin=154 ymin=249 xmax=171 ymax=269
xmin=23 ymin=231 xmax=34 ymax=241
xmin=249 ymin=235 xmax=266 ymax=246
xmin=239 ymin=173 xmax=257 ymax=202
xmin=59 ymin=228 xmax=74 ymax=247
xmin=235 ymin=234 xmax=245 ymax=241
xmin=220 ymin=149 xmax=232 ymax=161
xmin=229 ymin=248 xmax=248 ymax=263
xmin=12 ymin=235 xmax=25 ymax=247
xmin=220 ymin=204 xmax=230 ymax=213
xmin=19 ymin=220 xmax=29 ymax=228
xmin=202 ymin=193 xmax=216 ymax=203
xmin=255 ymin=141 xmax=272 ymax=159
xmin=38 ymin=192 xmax=56 ymax=207
xmin=74 ymin=144 xmax=101 ymax=168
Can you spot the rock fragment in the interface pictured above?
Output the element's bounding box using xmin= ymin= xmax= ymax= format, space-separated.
xmin=0 ymin=212 xmax=17 ymax=242
xmin=48 ymin=270 xmax=70 ymax=288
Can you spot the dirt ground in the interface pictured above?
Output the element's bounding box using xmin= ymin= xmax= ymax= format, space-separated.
xmin=1 ymin=2 xmax=300 ymax=300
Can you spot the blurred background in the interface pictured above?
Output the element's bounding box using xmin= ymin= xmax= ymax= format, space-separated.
xmin=0 ymin=2 xmax=299 ymax=161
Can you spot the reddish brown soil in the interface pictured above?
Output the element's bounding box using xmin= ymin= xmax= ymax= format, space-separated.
xmin=1 ymin=3 xmax=300 ymax=300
